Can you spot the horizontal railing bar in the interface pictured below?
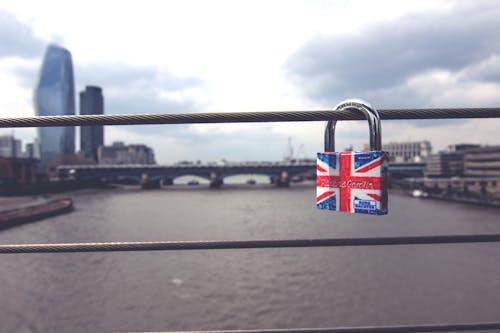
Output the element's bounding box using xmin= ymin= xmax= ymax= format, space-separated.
xmin=113 ymin=322 xmax=500 ymax=333
xmin=2 ymin=234 xmax=500 ymax=254
xmin=1 ymin=108 xmax=499 ymax=128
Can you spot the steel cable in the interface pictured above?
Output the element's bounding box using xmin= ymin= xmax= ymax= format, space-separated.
xmin=111 ymin=322 xmax=500 ymax=333
xmin=1 ymin=108 xmax=499 ymax=128
xmin=1 ymin=234 xmax=500 ymax=254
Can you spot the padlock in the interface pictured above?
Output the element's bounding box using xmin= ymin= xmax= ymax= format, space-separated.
xmin=316 ymin=99 xmax=389 ymax=215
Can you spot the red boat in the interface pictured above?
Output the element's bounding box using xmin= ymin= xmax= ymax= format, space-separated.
xmin=0 ymin=197 xmax=73 ymax=229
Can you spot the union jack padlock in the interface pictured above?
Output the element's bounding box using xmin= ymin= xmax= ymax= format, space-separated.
xmin=316 ymin=99 xmax=389 ymax=215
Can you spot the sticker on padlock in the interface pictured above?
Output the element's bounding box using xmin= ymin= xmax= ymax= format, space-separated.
xmin=316 ymin=99 xmax=389 ymax=215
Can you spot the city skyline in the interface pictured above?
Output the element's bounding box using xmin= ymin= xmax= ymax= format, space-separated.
xmin=0 ymin=1 xmax=499 ymax=164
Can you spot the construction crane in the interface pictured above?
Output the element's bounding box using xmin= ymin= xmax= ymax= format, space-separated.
xmin=284 ymin=137 xmax=305 ymax=162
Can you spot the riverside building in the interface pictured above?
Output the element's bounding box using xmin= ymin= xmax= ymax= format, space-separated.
xmin=97 ymin=142 xmax=156 ymax=165
xmin=382 ymin=140 xmax=432 ymax=163
xmin=0 ymin=135 xmax=39 ymax=159
xmin=425 ymin=144 xmax=481 ymax=177
xmin=0 ymin=135 xmax=21 ymax=158
xmin=464 ymin=145 xmax=500 ymax=177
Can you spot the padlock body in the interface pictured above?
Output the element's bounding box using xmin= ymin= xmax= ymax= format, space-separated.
xmin=317 ymin=151 xmax=389 ymax=215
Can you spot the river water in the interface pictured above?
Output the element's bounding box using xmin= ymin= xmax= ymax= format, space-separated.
xmin=0 ymin=183 xmax=499 ymax=333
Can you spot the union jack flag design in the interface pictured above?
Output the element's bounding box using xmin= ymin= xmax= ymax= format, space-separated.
xmin=316 ymin=151 xmax=389 ymax=215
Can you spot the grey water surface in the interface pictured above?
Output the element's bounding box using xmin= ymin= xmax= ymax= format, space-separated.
xmin=0 ymin=184 xmax=499 ymax=333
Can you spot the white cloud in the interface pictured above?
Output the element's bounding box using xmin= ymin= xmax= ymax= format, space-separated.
xmin=0 ymin=62 xmax=33 ymax=117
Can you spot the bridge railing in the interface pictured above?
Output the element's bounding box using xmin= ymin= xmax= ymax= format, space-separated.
xmin=1 ymin=107 xmax=500 ymax=333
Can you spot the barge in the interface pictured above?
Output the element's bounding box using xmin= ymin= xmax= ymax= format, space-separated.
xmin=0 ymin=197 xmax=73 ymax=229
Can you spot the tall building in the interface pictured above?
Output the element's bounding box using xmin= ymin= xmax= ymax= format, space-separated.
xmin=34 ymin=44 xmax=76 ymax=169
xmin=80 ymin=86 xmax=104 ymax=161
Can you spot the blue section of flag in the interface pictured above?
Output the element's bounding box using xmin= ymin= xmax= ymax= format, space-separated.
xmin=317 ymin=152 xmax=337 ymax=169
xmin=317 ymin=194 xmax=336 ymax=210
xmin=352 ymin=196 xmax=382 ymax=215
xmin=353 ymin=151 xmax=382 ymax=169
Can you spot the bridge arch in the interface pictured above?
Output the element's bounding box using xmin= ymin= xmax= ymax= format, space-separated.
xmin=57 ymin=163 xmax=316 ymax=188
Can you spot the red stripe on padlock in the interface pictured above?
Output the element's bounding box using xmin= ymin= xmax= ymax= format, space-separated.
xmin=316 ymin=190 xmax=335 ymax=203
xmin=339 ymin=152 xmax=352 ymax=212
xmin=367 ymin=193 xmax=382 ymax=201
xmin=356 ymin=158 xmax=383 ymax=173
xmin=317 ymin=164 xmax=327 ymax=173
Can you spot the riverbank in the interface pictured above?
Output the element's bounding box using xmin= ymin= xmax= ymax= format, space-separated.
xmin=427 ymin=192 xmax=500 ymax=208
xmin=0 ymin=195 xmax=46 ymax=211
xmin=393 ymin=177 xmax=500 ymax=208
xmin=0 ymin=180 xmax=115 ymax=196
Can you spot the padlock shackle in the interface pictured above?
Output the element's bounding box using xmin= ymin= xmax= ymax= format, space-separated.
xmin=324 ymin=99 xmax=382 ymax=152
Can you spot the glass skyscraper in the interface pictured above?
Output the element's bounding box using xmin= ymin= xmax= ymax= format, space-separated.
xmin=34 ymin=44 xmax=76 ymax=170
xmin=80 ymin=86 xmax=104 ymax=161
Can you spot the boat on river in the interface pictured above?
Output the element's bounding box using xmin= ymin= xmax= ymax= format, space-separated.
xmin=0 ymin=197 xmax=73 ymax=229
xmin=411 ymin=189 xmax=429 ymax=198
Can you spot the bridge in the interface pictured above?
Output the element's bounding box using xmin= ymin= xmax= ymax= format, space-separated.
xmin=58 ymin=161 xmax=426 ymax=189
xmin=57 ymin=161 xmax=316 ymax=188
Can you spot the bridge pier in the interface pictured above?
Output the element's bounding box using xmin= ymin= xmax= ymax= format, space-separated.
xmin=141 ymin=179 xmax=162 ymax=189
xmin=140 ymin=173 xmax=162 ymax=189
xmin=209 ymin=172 xmax=223 ymax=188
xmin=275 ymin=171 xmax=290 ymax=187
xmin=210 ymin=178 xmax=223 ymax=188
xmin=162 ymin=178 xmax=174 ymax=186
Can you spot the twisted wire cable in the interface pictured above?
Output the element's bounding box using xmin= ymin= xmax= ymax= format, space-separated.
xmin=1 ymin=108 xmax=499 ymax=128
xmin=1 ymin=234 xmax=500 ymax=254
xmin=111 ymin=322 xmax=500 ymax=333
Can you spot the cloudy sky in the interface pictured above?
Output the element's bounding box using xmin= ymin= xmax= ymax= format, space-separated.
xmin=0 ymin=0 xmax=499 ymax=163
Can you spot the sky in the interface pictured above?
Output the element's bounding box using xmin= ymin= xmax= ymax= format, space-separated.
xmin=0 ymin=0 xmax=499 ymax=163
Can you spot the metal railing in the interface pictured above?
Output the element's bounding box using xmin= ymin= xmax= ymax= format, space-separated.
xmin=2 ymin=107 xmax=500 ymax=333
xmin=1 ymin=107 xmax=499 ymax=128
